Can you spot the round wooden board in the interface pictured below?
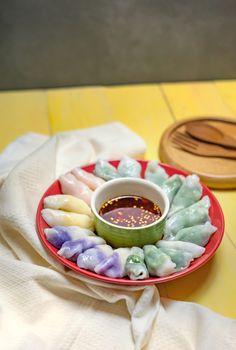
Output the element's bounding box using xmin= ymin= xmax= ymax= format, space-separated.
xmin=159 ymin=117 xmax=236 ymax=189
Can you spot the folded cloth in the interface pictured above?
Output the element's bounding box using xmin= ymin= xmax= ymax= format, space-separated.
xmin=0 ymin=122 xmax=235 ymax=350
xmin=0 ymin=122 xmax=146 ymax=184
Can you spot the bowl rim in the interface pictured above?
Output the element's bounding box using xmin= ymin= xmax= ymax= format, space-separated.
xmin=90 ymin=177 xmax=170 ymax=230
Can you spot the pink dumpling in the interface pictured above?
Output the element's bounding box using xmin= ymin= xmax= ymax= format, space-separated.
xmin=59 ymin=173 xmax=93 ymax=205
xmin=71 ymin=167 xmax=105 ymax=190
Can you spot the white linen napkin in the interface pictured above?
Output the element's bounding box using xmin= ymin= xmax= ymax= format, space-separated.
xmin=0 ymin=122 xmax=235 ymax=350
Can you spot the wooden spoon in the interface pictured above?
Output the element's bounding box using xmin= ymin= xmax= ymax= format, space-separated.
xmin=186 ymin=121 xmax=236 ymax=149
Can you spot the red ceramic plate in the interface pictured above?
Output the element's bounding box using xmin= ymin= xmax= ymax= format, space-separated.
xmin=36 ymin=161 xmax=224 ymax=285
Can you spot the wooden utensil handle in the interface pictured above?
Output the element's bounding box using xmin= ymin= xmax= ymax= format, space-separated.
xmin=216 ymin=149 xmax=236 ymax=159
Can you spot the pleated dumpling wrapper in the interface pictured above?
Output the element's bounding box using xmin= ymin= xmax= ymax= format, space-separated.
xmin=71 ymin=167 xmax=105 ymax=190
xmin=44 ymin=226 xmax=95 ymax=249
xmin=143 ymin=245 xmax=176 ymax=277
xmin=77 ymin=244 xmax=113 ymax=271
xmin=157 ymin=246 xmax=193 ymax=271
xmin=161 ymin=174 xmax=184 ymax=203
xmin=41 ymin=208 xmax=94 ymax=230
xmin=174 ymin=221 xmax=217 ymax=247
xmin=94 ymin=159 xmax=119 ymax=181
xmin=117 ymin=156 xmax=142 ymax=178
xmin=164 ymin=196 xmax=211 ymax=240
xmin=168 ymin=174 xmax=202 ymax=217
xmin=59 ymin=173 xmax=93 ymax=205
xmin=57 ymin=236 xmax=106 ymax=261
xmin=144 ymin=161 xmax=169 ymax=187
xmin=157 ymin=240 xmax=205 ymax=260
xmin=94 ymin=248 xmax=131 ymax=278
xmin=44 ymin=194 xmax=92 ymax=217
xmin=125 ymin=247 xmax=149 ymax=280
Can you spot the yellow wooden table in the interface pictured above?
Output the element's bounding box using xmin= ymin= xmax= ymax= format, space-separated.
xmin=1 ymin=81 xmax=236 ymax=318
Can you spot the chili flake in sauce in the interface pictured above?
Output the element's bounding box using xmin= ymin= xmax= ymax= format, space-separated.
xmin=99 ymin=195 xmax=162 ymax=227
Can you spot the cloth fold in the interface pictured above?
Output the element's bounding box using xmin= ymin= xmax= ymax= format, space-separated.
xmin=0 ymin=122 xmax=235 ymax=350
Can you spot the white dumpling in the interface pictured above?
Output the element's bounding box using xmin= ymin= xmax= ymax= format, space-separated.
xmin=168 ymin=175 xmax=202 ymax=217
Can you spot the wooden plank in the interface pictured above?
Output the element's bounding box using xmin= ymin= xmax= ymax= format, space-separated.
xmin=215 ymin=80 xmax=236 ymax=116
xmin=161 ymin=81 xmax=235 ymax=120
xmin=161 ymin=81 xmax=236 ymax=246
xmin=48 ymin=85 xmax=175 ymax=160
xmin=161 ymin=81 xmax=236 ymax=316
xmin=212 ymin=81 xmax=236 ymax=245
xmin=48 ymin=87 xmax=113 ymax=131
xmin=213 ymin=191 xmax=236 ymax=247
xmin=0 ymin=90 xmax=49 ymax=151
xmin=163 ymin=234 xmax=236 ymax=318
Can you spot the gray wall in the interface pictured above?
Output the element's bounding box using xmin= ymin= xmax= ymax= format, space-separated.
xmin=0 ymin=0 xmax=236 ymax=90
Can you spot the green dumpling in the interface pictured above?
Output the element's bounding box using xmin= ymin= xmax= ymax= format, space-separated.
xmin=158 ymin=247 xmax=193 ymax=271
xmin=168 ymin=175 xmax=202 ymax=217
xmin=143 ymin=245 xmax=176 ymax=277
xmin=125 ymin=247 xmax=149 ymax=280
xmin=175 ymin=221 xmax=217 ymax=246
xmin=164 ymin=196 xmax=211 ymax=240
xmin=117 ymin=156 xmax=142 ymax=178
xmin=157 ymin=240 xmax=205 ymax=259
xmin=144 ymin=161 xmax=169 ymax=186
xmin=161 ymin=174 xmax=184 ymax=203
xmin=94 ymin=159 xmax=119 ymax=181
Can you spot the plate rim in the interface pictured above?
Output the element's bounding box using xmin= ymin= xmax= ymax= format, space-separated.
xmin=36 ymin=160 xmax=225 ymax=286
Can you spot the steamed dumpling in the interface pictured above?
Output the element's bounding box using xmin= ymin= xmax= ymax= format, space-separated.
xmin=94 ymin=248 xmax=131 ymax=278
xmin=44 ymin=194 xmax=92 ymax=217
xmin=175 ymin=222 xmax=217 ymax=246
xmin=164 ymin=196 xmax=211 ymax=240
xmin=125 ymin=247 xmax=149 ymax=280
xmin=158 ymin=247 xmax=193 ymax=271
xmin=144 ymin=161 xmax=169 ymax=186
xmin=71 ymin=167 xmax=105 ymax=190
xmin=117 ymin=156 xmax=142 ymax=178
xmin=57 ymin=236 xmax=106 ymax=261
xmin=59 ymin=173 xmax=93 ymax=205
xmin=77 ymin=244 xmax=113 ymax=271
xmin=143 ymin=245 xmax=176 ymax=277
xmin=94 ymin=159 xmax=119 ymax=181
xmin=41 ymin=208 xmax=94 ymax=230
xmin=156 ymin=240 xmax=205 ymax=259
xmin=168 ymin=175 xmax=202 ymax=217
xmin=161 ymin=175 xmax=184 ymax=203
xmin=44 ymin=226 xmax=95 ymax=249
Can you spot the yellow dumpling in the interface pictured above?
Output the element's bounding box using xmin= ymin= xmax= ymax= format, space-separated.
xmin=41 ymin=208 xmax=94 ymax=230
xmin=44 ymin=194 xmax=92 ymax=217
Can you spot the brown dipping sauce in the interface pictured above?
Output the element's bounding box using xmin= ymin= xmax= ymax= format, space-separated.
xmin=99 ymin=195 xmax=162 ymax=228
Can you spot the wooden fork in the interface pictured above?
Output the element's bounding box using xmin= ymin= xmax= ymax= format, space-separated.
xmin=171 ymin=132 xmax=236 ymax=159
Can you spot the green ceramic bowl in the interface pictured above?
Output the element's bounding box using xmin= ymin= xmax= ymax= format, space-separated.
xmin=90 ymin=177 xmax=169 ymax=248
